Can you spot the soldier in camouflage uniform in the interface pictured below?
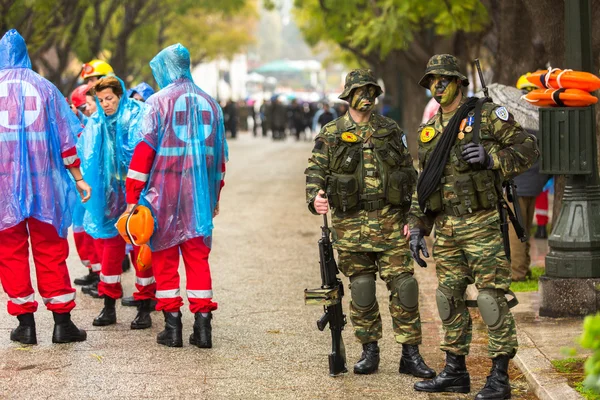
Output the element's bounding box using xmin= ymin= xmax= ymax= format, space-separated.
xmin=409 ymin=55 xmax=539 ymax=399
xmin=304 ymin=69 xmax=435 ymax=378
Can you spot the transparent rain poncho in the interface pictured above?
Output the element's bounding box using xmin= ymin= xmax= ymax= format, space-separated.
xmin=77 ymin=78 xmax=148 ymax=239
xmin=0 ymin=29 xmax=82 ymax=237
xmin=128 ymin=82 xmax=155 ymax=101
xmin=137 ymin=43 xmax=227 ymax=251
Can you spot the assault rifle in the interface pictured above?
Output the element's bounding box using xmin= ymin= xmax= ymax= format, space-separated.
xmin=474 ymin=59 xmax=528 ymax=261
xmin=304 ymin=213 xmax=348 ymax=377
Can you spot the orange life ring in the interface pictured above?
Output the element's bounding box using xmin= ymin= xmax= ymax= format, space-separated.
xmin=522 ymin=88 xmax=598 ymax=107
xmin=526 ymin=68 xmax=600 ymax=92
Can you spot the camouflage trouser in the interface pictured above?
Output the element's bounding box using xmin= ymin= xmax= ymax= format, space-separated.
xmin=434 ymin=214 xmax=518 ymax=359
xmin=337 ymin=245 xmax=422 ymax=345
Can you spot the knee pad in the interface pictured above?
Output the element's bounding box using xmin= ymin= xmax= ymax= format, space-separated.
xmin=350 ymin=274 xmax=376 ymax=310
xmin=436 ymin=285 xmax=466 ymax=323
xmin=477 ymin=289 xmax=509 ymax=330
xmin=392 ymin=273 xmax=419 ymax=312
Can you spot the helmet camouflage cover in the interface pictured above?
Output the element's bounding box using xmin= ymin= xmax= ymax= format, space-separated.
xmin=339 ymin=68 xmax=383 ymax=101
xmin=418 ymin=54 xmax=469 ymax=88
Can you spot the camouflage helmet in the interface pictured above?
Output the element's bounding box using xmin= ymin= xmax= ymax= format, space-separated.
xmin=339 ymin=69 xmax=383 ymax=101
xmin=418 ymin=54 xmax=469 ymax=89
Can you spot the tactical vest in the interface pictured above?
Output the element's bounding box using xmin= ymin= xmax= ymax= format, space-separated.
xmin=418 ymin=121 xmax=501 ymax=216
xmin=325 ymin=117 xmax=415 ymax=214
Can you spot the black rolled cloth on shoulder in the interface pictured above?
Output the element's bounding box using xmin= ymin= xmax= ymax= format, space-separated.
xmin=417 ymin=97 xmax=479 ymax=213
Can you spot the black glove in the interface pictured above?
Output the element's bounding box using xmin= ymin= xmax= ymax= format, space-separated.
xmin=461 ymin=142 xmax=494 ymax=169
xmin=409 ymin=228 xmax=430 ymax=268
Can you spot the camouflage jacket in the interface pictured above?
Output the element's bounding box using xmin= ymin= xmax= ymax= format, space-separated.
xmin=408 ymin=98 xmax=540 ymax=234
xmin=305 ymin=112 xmax=416 ymax=252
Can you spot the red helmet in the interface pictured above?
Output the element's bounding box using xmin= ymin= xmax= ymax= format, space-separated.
xmin=70 ymin=84 xmax=90 ymax=108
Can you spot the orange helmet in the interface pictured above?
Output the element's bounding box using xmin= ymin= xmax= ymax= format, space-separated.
xmin=116 ymin=205 xmax=154 ymax=246
xmin=136 ymin=244 xmax=152 ymax=271
xmin=70 ymin=84 xmax=90 ymax=109
xmin=81 ymin=59 xmax=114 ymax=80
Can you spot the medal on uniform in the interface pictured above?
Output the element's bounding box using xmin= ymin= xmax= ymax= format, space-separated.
xmin=420 ymin=127 xmax=437 ymax=142
xmin=459 ymin=118 xmax=467 ymax=131
xmin=464 ymin=126 xmax=473 ymax=133
xmin=341 ymin=132 xmax=358 ymax=143
xmin=458 ymin=131 xmax=465 ymax=140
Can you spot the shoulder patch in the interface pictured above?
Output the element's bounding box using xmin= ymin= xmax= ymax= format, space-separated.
xmin=495 ymin=106 xmax=509 ymax=121
xmin=420 ymin=127 xmax=437 ymax=143
xmin=341 ymin=132 xmax=358 ymax=143
xmin=401 ymin=134 xmax=408 ymax=148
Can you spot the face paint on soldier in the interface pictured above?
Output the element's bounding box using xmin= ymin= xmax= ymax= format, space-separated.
xmin=429 ymin=75 xmax=459 ymax=107
xmin=350 ymin=86 xmax=377 ymax=112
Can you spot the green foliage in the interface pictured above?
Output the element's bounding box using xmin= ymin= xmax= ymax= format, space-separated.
xmin=581 ymin=313 xmax=600 ymax=394
xmin=509 ymin=266 xmax=544 ymax=292
xmin=551 ymin=358 xmax=600 ymax=399
xmin=293 ymin=0 xmax=488 ymax=63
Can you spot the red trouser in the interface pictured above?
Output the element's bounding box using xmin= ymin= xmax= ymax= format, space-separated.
xmin=94 ymin=236 xmax=156 ymax=300
xmin=131 ymin=248 xmax=156 ymax=302
xmin=535 ymin=190 xmax=549 ymax=226
xmin=0 ymin=219 xmax=76 ymax=315
xmin=153 ymin=236 xmax=217 ymax=313
xmin=73 ymin=231 xmax=101 ymax=273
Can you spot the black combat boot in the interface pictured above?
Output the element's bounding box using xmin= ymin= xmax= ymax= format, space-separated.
xmin=157 ymin=311 xmax=183 ymax=347
xmin=93 ymin=297 xmax=117 ymax=326
xmin=534 ymin=225 xmax=548 ymax=239
xmin=10 ymin=313 xmax=37 ymax=345
xmin=52 ymin=312 xmax=87 ymax=343
xmin=354 ymin=342 xmax=380 ymax=374
xmin=81 ymin=279 xmax=99 ymax=295
xmin=190 ymin=312 xmax=212 ymax=348
xmin=414 ymin=352 xmax=470 ymax=393
xmin=475 ymin=355 xmax=511 ymax=399
xmin=74 ymin=270 xmax=99 ymax=286
xmin=399 ymin=344 xmax=436 ymax=378
xmin=121 ymin=295 xmax=139 ymax=307
xmin=130 ymin=299 xmax=153 ymax=330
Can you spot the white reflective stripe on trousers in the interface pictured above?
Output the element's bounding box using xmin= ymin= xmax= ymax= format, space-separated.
xmin=9 ymin=294 xmax=35 ymax=305
xmin=42 ymin=292 xmax=76 ymax=305
xmin=91 ymin=263 xmax=102 ymax=272
xmin=155 ymin=289 xmax=181 ymax=298
xmin=100 ymin=273 xmax=121 ymax=284
xmin=136 ymin=276 xmax=156 ymax=286
xmin=187 ymin=290 xmax=213 ymax=299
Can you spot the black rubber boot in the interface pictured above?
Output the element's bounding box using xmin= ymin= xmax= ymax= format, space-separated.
xmin=74 ymin=270 xmax=99 ymax=286
xmin=130 ymin=300 xmax=153 ymax=330
xmin=121 ymin=295 xmax=139 ymax=307
xmin=190 ymin=312 xmax=212 ymax=348
xmin=414 ymin=352 xmax=470 ymax=393
xmin=93 ymin=297 xmax=117 ymax=326
xmin=399 ymin=344 xmax=436 ymax=378
xmin=81 ymin=280 xmax=98 ymax=295
xmin=52 ymin=312 xmax=87 ymax=343
xmin=475 ymin=355 xmax=511 ymax=399
xmin=10 ymin=313 xmax=37 ymax=345
xmin=354 ymin=342 xmax=380 ymax=374
xmin=122 ymin=255 xmax=131 ymax=273
xmin=157 ymin=311 xmax=183 ymax=347
xmin=534 ymin=225 xmax=548 ymax=239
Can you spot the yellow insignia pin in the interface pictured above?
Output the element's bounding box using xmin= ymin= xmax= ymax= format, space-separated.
xmin=464 ymin=126 xmax=473 ymax=133
xmin=420 ymin=127 xmax=437 ymax=143
xmin=458 ymin=131 xmax=465 ymax=140
xmin=341 ymin=132 xmax=358 ymax=143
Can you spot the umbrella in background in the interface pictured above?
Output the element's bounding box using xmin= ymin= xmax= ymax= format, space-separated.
xmin=475 ymin=83 xmax=539 ymax=131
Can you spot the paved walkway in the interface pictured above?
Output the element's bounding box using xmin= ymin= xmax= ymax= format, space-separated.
xmin=0 ymin=133 xmax=540 ymax=399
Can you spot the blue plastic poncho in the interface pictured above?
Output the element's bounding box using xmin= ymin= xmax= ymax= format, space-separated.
xmin=0 ymin=29 xmax=81 ymax=237
xmin=77 ymin=77 xmax=148 ymax=239
xmin=136 ymin=43 xmax=227 ymax=251
xmin=128 ymin=82 xmax=155 ymax=101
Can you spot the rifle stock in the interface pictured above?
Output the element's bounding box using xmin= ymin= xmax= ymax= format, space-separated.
xmin=304 ymin=214 xmax=348 ymax=376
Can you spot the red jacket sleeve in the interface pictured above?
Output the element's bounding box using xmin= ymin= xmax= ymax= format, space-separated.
xmin=126 ymin=141 xmax=156 ymax=204
xmin=61 ymin=146 xmax=80 ymax=168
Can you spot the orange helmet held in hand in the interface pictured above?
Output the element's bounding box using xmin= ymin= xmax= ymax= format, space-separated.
xmin=136 ymin=244 xmax=152 ymax=271
xmin=116 ymin=205 xmax=154 ymax=246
